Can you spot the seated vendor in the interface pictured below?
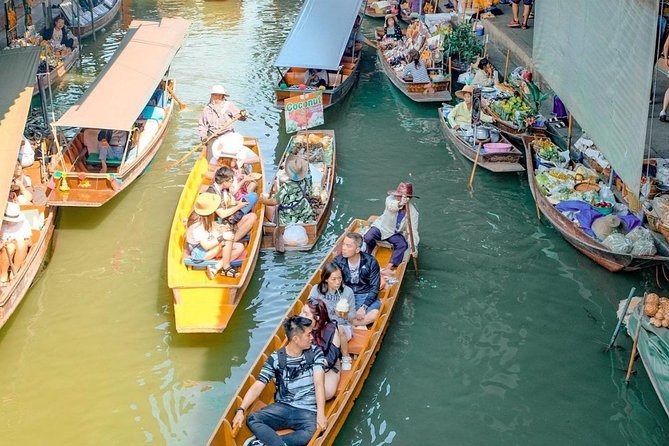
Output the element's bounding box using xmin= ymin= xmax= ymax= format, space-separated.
xmin=304 ymin=69 xmax=328 ymax=88
xmin=263 ymin=154 xmax=314 ymax=225
xmin=401 ymin=49 xmax=431 ymax=84
xmin=472 ymin=58 xmax=499 ymax=88
xmin=97 ymin=129 xmax=128 ymax=173
xmin=447 ymin=85 xmax=494 ymax=129
xmin=382 ymin=15 xmax=403 ymax=40
xmin=41 ymin=16 xmax=76 ymax=51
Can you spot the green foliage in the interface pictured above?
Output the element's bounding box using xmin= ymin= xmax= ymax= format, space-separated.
xmin=442 ymin=22 xmax=484 ymax=66
xmin=525 ymin=80 xmax=553 ymax=113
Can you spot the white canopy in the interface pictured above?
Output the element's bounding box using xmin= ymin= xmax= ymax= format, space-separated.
xmin=274 ymin=0 xmax=364 ymax=71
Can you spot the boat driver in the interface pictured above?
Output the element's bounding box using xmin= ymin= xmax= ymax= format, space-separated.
xmin=198 ymin=85 xmax=248 ymax=162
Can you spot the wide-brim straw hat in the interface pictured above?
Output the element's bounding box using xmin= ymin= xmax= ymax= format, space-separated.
xmin=213 ymin=132 xmax=246 ymax=160
xmin=388 ymin=182 xmax=419 ymax=198
xmin=285 ymin=154 xmax=309 ymax=182
xmin=194 ymin=192 xmax=221 ymax=216
xmin=3 ymin=202 xmax=24 ymax=222
xmin=211 ymin=85 xmax=229 ymax=96
xmin=455 ymin=84 xmax=475 ymax=100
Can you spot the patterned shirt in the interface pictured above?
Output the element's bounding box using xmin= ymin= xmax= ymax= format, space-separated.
xmin=401 ymin=60 xmax=431 ymax=83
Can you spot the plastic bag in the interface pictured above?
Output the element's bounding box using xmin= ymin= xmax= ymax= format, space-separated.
xmin=631 ymin=238 xmax=657 ymax=256
xmin=626 ymin=226 xmax=653 ymax=244
xmin=592 ymin=215 xmax=621 ymax=240
xmin=652 ymin=195 xmax=669 ymax=220
xmin=598 ymin=185 xmax=615 ymax=203
xmin=602 ymin=233 xmax=632 ymax=254
xmin=283 ymin=224 xmax=309 ymax=247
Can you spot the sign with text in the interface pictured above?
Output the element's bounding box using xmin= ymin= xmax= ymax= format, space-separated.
xmin=284 ymin=92 xmax=325 ymax=134
xmin=471 ymin=87 xmax=482 ymax=126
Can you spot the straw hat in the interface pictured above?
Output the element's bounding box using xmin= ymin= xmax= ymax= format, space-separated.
xmin=388 ymin=182 xmax=419 ymax=198
xmin=212 ymin=132 xmax=246 ymax=160
xmin=284 ymin=154 xmax=309 ymax=182
xmin=455 ymin=84 xmax=475 ymax=100
xmin=211 ymin=85 xmax=229 ymax=96
xmin=193 ymin=193 xmax=221 ymax=216
xmin=3 ymin=202 xmax=24 ymax=223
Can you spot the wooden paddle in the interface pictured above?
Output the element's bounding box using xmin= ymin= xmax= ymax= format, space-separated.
xmin=625 ymin=292 xmax=647 ymax=384
xmin=165 ymin=83 xmax=188 ymax=111
xmin=606 ymin=287 xmax=636 ymax=351
xmin=273 ymin=175 xmax=286 ymax=253
xmin=405 ymin=198 xmax=419 ymax=278
xmin=166 ymin=114 xmax=241 ymax=169
xmin=468 ymin=140 xmax=483 ymax=189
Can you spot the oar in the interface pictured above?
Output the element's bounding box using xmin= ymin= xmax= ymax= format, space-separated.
xmin=166 ymin=114 xmax=241 ymax=169
xmin=405 ymin=199 xmax=419 ymax=278
xmin=625 ymin=292 xmax=647 ymax=385
xmin=165 ymin=83 xmax=188 ymax=111
xmin=605 ymin=287 xmax=636 ymax=351
xmin=468 ymin=140 xmax=483 ymax=189
xmin=273 ymin=175 xmax=286 ymax=253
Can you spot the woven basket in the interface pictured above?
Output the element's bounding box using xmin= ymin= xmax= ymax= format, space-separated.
xmin=645 ymin=208 xmax=661 ymax=233
xmin=659 ymin=222 xmax=669 ymax=243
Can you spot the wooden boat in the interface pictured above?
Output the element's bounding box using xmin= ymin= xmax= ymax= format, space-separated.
xmin=438 ymin=107 xmax=524 ymax=173
xmin=482 ymin=100 xmax=546 ymax=142
xmin=364 ymin=0 xmax=397 ymax=18
xmin=33 ymin=46 xmax=80 ymax=96
xmin=0 ymin=47 xmax=56 ymax=330
xmin=60 ymin=0 xmax=122 ymax=39
xmin=274 ymin=55 xmax=361 ymax=110
xmin=377 ymin=48 xmax=451 ymax=102
xmin=46 ymin=18 xmax=189 ymax=207
xmin=207 ymin=217 xmax=412 ymax=445
xmin=167 ymin=137 xmax=266 ymax=333
xmin=261 ymin=130 xmax=336 ymax=251
xmin=523 ymin=135 xmax=669 ymax=272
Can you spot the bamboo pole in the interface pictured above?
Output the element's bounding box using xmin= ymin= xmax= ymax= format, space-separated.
xmin=468 ymin=139 xmax=482 ymax=189
xmin=448 ymin=57 xmax=453 ymax=93
xmin=405 ymin=200 xmax=419 ymax=278
xmin=503 ymin=49 xmax=510 ymax=83
xmin=566 ymin=113 xmax=573 ymax=149
xmin=625 ymin=293 xmax=647 ymax=384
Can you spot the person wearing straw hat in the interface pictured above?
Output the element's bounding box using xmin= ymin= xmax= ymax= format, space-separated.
xmin=447 ymin=84 xmax=495 ymax=130
xmin=185 ymin=192 xmax=244 ymax=279
xmin=263 ymin=155 xmax=314 ymax=226
xmin=382 ymin=14 xmax=402 ymax=41
xmin=364 ymin=182 xmax=419 ymax=277
xmin=0 ymin=203 xmax=32 ymax=286
xmin=210 ymin=131 xmax=259 ymax=166
xmin=198 ymin=85 xmax=248 ymax=161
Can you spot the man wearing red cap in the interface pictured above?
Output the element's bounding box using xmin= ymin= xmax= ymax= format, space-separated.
xmin=363 ymin=182 xmax=419 ymax=276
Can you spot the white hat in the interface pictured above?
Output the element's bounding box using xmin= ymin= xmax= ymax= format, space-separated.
xmin=212 ymin=132 xmax=246 ymax=160
xmin=3 ymin=202 xmax=24 ymax=223
xmin=211 ymin=85 xmax=229 ymax=96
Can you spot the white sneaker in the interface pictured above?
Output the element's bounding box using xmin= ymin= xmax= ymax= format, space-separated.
xmin=243 ymin=437 xmax=265 ymax=446
xmin=341 ymin=356 xmax=353 ymax=371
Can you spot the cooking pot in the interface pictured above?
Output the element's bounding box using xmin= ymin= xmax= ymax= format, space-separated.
xmin=489 ymin=128 xmax=501 ymax=143
xmin=476 ymin=126 xmax=490 ymax=141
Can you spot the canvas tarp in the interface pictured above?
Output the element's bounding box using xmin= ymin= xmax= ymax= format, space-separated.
xmin=54 ymin=17 xmax=189 ymax=131
xmin=0 ymin=46 xmax=41 ymax=217
xmin=274 ymin=0 xmax=364 ymax=70
xmin=533 ymin=0 xmax=658 ymax=196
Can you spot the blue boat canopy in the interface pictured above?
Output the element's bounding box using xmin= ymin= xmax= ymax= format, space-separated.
xmin=274 ymin=0 xmax=364 ymax=71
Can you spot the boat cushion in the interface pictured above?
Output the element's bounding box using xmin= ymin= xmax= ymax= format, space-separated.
xmin=103 ymin=0 xmax=115 ymax=9
xmin=141 ymin=106 xmax=165 ymax=122
xmin=151 ymin=89 xmax=168 ymax=108
xmin=86 ymin=153 xmax=122 ymax=166
xmin=184 ymin=249 xmax=247 ymax=269
xmin=93 ymin=4 xmax=108 ymax=16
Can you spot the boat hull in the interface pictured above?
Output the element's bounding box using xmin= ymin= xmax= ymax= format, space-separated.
xmin=377 ymin=49 xmax=451 ymax=103
xmin=69 ymin=0 xmax=122 ymax=39
xmin=33 ymin=47 xmax=79 ymax=96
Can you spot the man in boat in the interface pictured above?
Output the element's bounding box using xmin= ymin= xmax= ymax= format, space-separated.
xmin=447 ymin=84 xmax=495 ymax=129
xmin=333 ymin=232 xmax=382 ymax=326
xmin=207 ymin=166 xmax=257 ymax=242
xmin=364 ymin=182 xmax=419 ymax=277
xmin=97 ymin=129 xmax=128 ymax=173
xmin=344 ymin=16 xmax=377 ymax=56
xmin=0 ymin=203 xmax=32 ymax=287
xmin=263 ymin=155 xmax=314 ymax=225
xmin=232 ymin=316 xmax=328 ymax=446
xmin=198 ymin=85 xmax=248 ymax=162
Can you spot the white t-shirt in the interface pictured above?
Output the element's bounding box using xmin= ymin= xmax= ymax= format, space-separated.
xmin=186 ymin=222 xmax=211 ymax=246
xmin=1 ymin=219 xmax=32 ymax=242
xmin=18 ymin=137 xmax=35 ymax=167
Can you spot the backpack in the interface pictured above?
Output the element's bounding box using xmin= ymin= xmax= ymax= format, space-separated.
xmin=267 ymin=347 xmax=316 ymax=401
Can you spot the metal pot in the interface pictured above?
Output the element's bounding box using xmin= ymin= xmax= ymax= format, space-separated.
xmin=489 ymin=128 xmax=501 ymax=143
xmin=476 ymin=126 xmax=490 ymax=141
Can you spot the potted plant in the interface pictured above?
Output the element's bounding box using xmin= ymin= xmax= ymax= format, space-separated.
xmin=442 ymin=22 xmax=484 ymax=69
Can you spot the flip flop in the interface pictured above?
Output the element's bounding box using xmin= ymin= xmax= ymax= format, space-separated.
xmin=508 ymin=20 xmax=521 ymax=28
xmin=522 ymin=24 xmax=531 ymax=30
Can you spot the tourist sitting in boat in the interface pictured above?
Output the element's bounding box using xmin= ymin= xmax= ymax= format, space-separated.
xmin=41 ymin=16 xmax=76 ymax=51
xmin=401 ymin=49 xmax=434 ymax=95
xmin=10 ymin=163 xmax=34 ymax=205
xmin=206 ymin=166 xmax=257 ymax=242
xmin=263 ymin=155 xmax=315 ymax=225
xmin=97 ymin=129 xmax=128 ymax=173
xmin=447 ymin=84 xmax=495 ymax=129
xmin=300 ymin=299 xmax=343 ymax=399
xmin=364 ymin=182 xmax=419 ymax=277
xmin=0 ymin=203 xmax=32 ymax=286
xmin=198 ymin=85 xmax=248 ymax=162
xmin=333 ymin=232 xmax=382 ymax=326
xmin=211 ymin=130 xmax=260 ymax=166
xmin=472 ymin=58 xmax=499 ymax=87
xmin=383 ymin=14 xmax=403 ymax=40
xmin=304 ymin=69 xmax=328 ymax=88
xmin=185 ymin=192 xmax=244 ymax=279
xmin=232 ymin=316 xmax=327 ymax=446
xmin=308 ymin=261 xmax=355 ymax=371
xmin=18 ymin=136 xmax=35 ymax=168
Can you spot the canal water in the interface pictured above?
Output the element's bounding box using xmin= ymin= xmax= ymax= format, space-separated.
xmin=1 ymin=0 xmax=669 ymax=444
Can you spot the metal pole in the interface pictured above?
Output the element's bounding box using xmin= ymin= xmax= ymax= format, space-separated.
xmin=38 ymin=74 xmax=50 ymax=128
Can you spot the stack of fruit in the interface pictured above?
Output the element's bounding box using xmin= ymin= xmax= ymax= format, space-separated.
xmin=490 ymin=96 xmax=533 ymax=128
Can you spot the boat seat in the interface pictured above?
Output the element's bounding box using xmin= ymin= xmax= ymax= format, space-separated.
xmin=103 ymin=0 xmax=116 ymax=8
xmin=347 ymin=328 xmax=372 ymax=356
xmin=86 ymin=153 xmax=123 ymax=167
xmin=183 ymin=248 xmax=248 ymax=270
xmin=336 ymin=368 xmax=353 ymax=393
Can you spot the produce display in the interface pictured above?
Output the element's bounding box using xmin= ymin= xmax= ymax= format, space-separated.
xmin=534 ymin=138 xmax=565 ymax=165
xmin=644 ymin=293 xmax=669 ymax=328
xmin=490 ymin=95 xmax=534 ymax=128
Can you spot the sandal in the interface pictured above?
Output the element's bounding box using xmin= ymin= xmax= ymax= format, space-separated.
xmin=522 ymin=23 xmax=530 ymax=30
xmin=508 ymin=20 xmax=520 ymax=28
xmin=206 ymin=265 xmax=220 ymax=280
xmin=221 ymin=267 xmax=239 ymax=278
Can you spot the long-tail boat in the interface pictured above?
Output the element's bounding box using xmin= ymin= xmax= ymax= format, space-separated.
xmin=438 ymin=107 xmax=524 ymax=173
xmin=167 ymin=137 xmax=266 ymax=333
xmin=377 ymin=48 xmax=451 ymax=103
xmin=0 ymin=47 xmax=56 ymax=329
xmin=523 ymin=135 xmax=669 ymax=272
xmin=32 ymin=47 xmax=80 ymax=97
xmin=261 ymin=130 xmax=336 ymax=251
xmin=59 ymin=0 xmax=122 ymax=39
xmin=274 ymin=0 xmax=364 ymax=110
xmin=46 ymin=18 xmax=189 ymax=207
xmin=207 ymin=217 xmax=412 ymax=445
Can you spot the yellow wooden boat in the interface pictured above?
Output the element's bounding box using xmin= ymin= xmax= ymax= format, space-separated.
xmin=167 ymin=137 xmax=265 ymax=333
xmin=207 ymin=217 xmax=411 ymax=445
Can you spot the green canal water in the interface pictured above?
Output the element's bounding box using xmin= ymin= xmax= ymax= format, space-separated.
xmin=1 ymin=0 xmax=669 ymax=444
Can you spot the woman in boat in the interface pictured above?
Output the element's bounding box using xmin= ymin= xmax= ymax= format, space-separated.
xmin=382 ymin=14 xmax=403 ymax=40
xmin=471 ymin=58 xmax=499 ymax=87
xmin=447 ymin=84 xmax=495 ymax=129
xmin=304 ymin=69 xmax=328 ymax=88
xmin=263 ymin=155 xmax=314 ymax=225
xmin=185 ymin=192 xmax=244 ymax=279
xmin=206 ymin=166 xmax=257 ymax=242
xmin=198 ymin=85 xmax=248 ymax=162
xmin=401 ymin=49 xmax=434 ymax=94
xmin=308 ymin=261 xmax=355 ymax=371
xmin=0 ymin=203 xmax=32 ymax=286
xmin=300 ymin=299 xmax=343 ymax=400
xmin=41 ymin=16 xmax=75 ymax=50
xmin=10 ymin=163 xmax=33 ymax=205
